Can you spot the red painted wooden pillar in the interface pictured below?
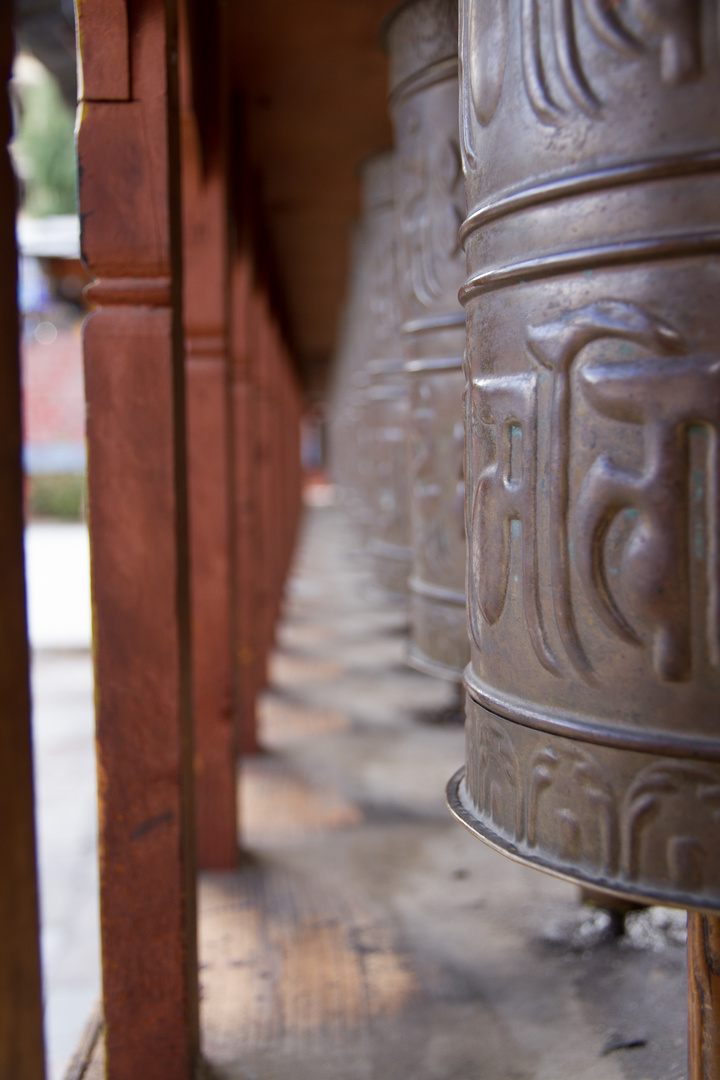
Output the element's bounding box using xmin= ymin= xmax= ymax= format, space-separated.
xmin=277 ymin=338 xmax=294 ymax=583
xmin=286 ymin=356 xmax=302 ymax=569
xmin=250 ymin=287 xmax=276 ymax=690
xmin=229 ymin=248 xmax=261 ymax=754
xmin=180 ymin=6 xmax=238 ymax=869
xmin=76 ymin=0 xmax=199 ymax=1075
xmin=272 ymin=324 xmax=289 ymax=621
xmin=0 ymin=22 xmax=46 ymax=1080
xmin=262 ymin=316 xmax=280 ymax=634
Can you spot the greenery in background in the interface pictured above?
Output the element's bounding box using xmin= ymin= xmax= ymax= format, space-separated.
xmin=13 ymin=63 xmax=77 ymax=217
xmin=28 ymin=474 xmax=85 ymax=521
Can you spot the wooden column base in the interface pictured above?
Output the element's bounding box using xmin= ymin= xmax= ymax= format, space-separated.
xmin=689 ymin=913 xmax=720 ymax=1080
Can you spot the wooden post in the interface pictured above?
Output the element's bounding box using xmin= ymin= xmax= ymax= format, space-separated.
xmin=251 ymin=288 xmax=276 ymax=693
xmin=688 ymin=914 xmax=720 ymax=1080
xmin=180 ymin=1 xmax=238 ymax=869
xmin=263 ymin=316 xmax=282 ymax=633
xmin=76 ymin=0 xmax=199 ymax=1074
xmin=229 ymin=247 xmax=261 ymax=754
xmin=0 ymin=21 xmax=46 ymax=1080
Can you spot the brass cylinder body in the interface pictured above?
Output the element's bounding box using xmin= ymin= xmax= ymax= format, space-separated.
xmin=449 ymin=0 xmax=720 ymax=911
xmin=329 ymin=224 xmax=372 ymax=538
xmin=386 ymin=0 xmax=469 ymax=678
xmin=359 ymin=151 xmax=412 ymax=597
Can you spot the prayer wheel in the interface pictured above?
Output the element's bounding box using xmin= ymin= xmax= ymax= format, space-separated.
xmin=448 ymin=0 xmax=720 ymax=913
xmin=359 ymin=151 xmax=412 ymax=597
xmin=385 ymin=0 xmax=469 ymax=678
xmin=329 ymin=225 xmax=373 ymax=539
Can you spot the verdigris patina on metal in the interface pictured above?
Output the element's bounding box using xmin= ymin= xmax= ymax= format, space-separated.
xmin=448 ymin=0 xmax=720 ymax=912
xmin=385 ymin=0 xmax=469 ymax=677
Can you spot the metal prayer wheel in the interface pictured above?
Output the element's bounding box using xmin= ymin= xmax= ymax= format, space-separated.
xmin=358 ymin=151 xmax=412 ymax=598
xmin=329 ymin=225 xmax=373 ymax=539
xmin=448 ymin=0 xmax=720 ymax=912
xmin=385 ymin=0 xmax=470 ymax=678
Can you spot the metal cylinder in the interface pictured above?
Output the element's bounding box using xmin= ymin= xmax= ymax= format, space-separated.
xmin=328 ymin=224 xmax=372 ymax=537
xmin=385 ymin=0 xmax=469 ymax=679
xmin=358 ymin=151 xmax=412 ymax=597
xmin=449 ymin=0 xmax=720 ymax=912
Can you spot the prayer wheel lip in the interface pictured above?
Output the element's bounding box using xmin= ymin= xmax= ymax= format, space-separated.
xmin=402 ymin=311 xmax=466 ymax=336
xmin=405 ymin=355 xmax=463 ymax=374
xmin=388 ymin=56 xmax=459 ymax=106
xmin=458 ymin=149 xmax=720 ymax=249
xmin=465 ymin=668 xmax=720 ymax=765
xmin=408 ymin=646 xmax=465 ymax=684
xmin=356 ymin=148 xmax=395 ymax=214
xmin=408 ymin=575 xmax=465 ymax=607
xmin=458 ymin=231 xmax=720 ymax=306
xmin=446 ymin=767 xmax=720 ymax=914
xmin=365 ymin=358 xmax=406 ymax=376
xmin=380 ymin=0 xmax=459 ymax=101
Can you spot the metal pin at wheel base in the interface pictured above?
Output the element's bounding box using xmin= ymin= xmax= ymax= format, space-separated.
xmin=385 ymin=0 xmax=470 ymax=677
xmin=454 ymin=0 xmax=720 ymax=913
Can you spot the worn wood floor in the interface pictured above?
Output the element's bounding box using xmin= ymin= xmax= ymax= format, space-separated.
xmin=81 ymin=505 xmax=689 ymax=1080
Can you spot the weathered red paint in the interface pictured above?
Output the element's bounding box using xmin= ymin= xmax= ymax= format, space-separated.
xmin=77 ymin=0 xmax=200 ymax=1074
xmin=229 ymin=248 xmax=262 ymax=754
xmin=180 ymin=4 xmax=238 ymax=870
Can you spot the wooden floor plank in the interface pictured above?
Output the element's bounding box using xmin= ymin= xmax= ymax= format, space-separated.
xmin=196 ymin=507 xmax=689 ymax=1080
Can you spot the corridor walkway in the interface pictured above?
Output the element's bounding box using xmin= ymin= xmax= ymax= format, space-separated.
xmin=87 ymin=504 xmax=687 ymax=1080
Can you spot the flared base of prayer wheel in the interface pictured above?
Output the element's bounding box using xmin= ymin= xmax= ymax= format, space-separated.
xmin=368 ymin=539 xmax=411 ymax=599
xmin=448 ymin=691 xmax=720 ymax=915
xmin=407 ymin=584 xmax=468 ymax=683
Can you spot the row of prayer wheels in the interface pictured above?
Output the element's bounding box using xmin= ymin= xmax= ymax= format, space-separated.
xmin=330 ymin=0 xmax=720 ymax=994
xmin=330 ymin=0 xmax=469 ymax=682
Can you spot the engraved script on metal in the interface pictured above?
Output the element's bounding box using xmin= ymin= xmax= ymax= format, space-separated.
xmin=361 ymin=152 xmax=411 ymax=597
xmin=386 ymin=0 xmax=470 ymax=678
xmin=450 ymin=0 xmax=720 ymax=912
xmin=329 ymin=154 xmax=411 ymax=596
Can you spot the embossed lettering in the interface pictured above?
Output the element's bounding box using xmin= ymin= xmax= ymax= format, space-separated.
xmin=397 ymin=125 xmax=465 ymax=309
xmin=623 ymin=762 xmax=720 ymax=889
xmin=576 ymin=353 xmax=720 ymax=680
xmin=627 ymin=0 xmax=703 ymax=84
xmin=467 ymin=0 xmax=508 ymax=127
xmin=461 ymin=0 xmax=705 ymax=140
xmin=526 ymin=744 xmax=618 ymax=873
xmin=470 ymin=371 xmax=561 ymax=673
xmin=471 ymin=718 xmax=524 ymax=839
xmin=527 ymin=300 xmax=682 ymax=681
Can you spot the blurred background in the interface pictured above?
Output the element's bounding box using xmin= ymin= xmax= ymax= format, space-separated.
xmin=11 ymin=6 xmax=99 ymax=1077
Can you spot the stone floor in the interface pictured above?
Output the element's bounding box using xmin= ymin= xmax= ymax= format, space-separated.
xmin=81 ymin=503 xmax=690 ymax=1079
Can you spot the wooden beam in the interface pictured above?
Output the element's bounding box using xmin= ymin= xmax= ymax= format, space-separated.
xmin=75 ymin=0 xmax=130 ymax=102
xmin=0 ymin=19 xmax=46 ymax=1080
xmin=180 ymin=0 xmax=238 ymax=868
xmin=77 ymin=0 xmax=199 ymax=1074
xmin=229 ymin=247 xmax=262 ymax=755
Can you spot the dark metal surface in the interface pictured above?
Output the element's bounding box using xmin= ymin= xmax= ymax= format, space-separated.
xmin=386 ymin=0 xmax=469 ymax=675
xmin=455 ymin=0 xmax=720 ymax=911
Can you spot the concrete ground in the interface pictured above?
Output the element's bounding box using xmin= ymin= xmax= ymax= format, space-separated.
xmin=43 ymin=505 xmax=690 ymax=1080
